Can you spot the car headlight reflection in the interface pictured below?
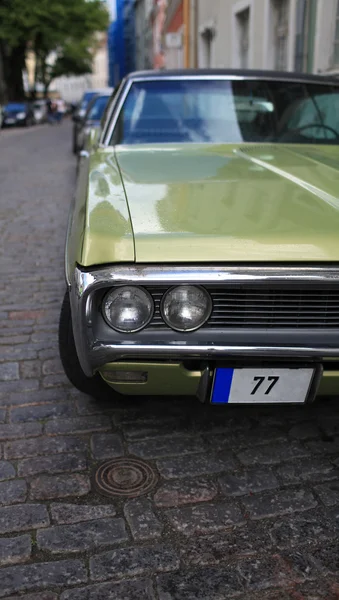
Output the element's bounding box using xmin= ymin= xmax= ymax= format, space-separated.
xmin=103 ymin=286 xmax=154 ymax=333
xmin=161 ymin=285 xmax=212 ymax=332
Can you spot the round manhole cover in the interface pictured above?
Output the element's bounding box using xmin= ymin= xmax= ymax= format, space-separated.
xmin=93 ymin=457 xmax=158 ymax=498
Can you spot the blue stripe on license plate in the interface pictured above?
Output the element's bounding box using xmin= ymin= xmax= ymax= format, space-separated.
xmin=211 ymin=368 xmax=234 ymax=404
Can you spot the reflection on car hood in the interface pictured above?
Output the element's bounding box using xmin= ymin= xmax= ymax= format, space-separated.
xmin=115 ymin=143 xmax=339 ymax=263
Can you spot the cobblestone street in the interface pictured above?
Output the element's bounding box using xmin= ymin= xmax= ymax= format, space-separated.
xmin=1 ymin=121 xmax=339 ymax=599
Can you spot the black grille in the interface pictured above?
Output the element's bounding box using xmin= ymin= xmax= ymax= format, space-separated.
xmin=145 ymin=285 xmax=339 ymax=329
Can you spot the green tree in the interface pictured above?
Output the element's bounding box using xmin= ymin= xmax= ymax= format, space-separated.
xmin=0 ymin=0 xmax=109 ymax=100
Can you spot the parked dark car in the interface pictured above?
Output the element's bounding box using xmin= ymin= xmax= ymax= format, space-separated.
xmin=2 ymin=102 xmax=35 ymax=127
xmin=72 ymin=88 xmax=113 ymax=153
xmin=76 ymin=93 xmax=112 ymax=154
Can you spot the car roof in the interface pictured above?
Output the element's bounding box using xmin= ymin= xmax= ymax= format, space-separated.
xmin=124 ymin=68 xmax=339 ymax=85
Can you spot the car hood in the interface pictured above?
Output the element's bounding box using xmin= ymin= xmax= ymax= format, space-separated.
xmin=114 ymin=143 xmax=339 ymax=263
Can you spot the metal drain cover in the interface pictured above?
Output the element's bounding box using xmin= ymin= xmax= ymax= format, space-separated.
xmin=94 ymin=457 xmax=158 ymax=498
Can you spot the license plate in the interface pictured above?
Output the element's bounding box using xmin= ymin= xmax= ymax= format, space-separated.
xmin=211 ymin=367 xmax=315 ymax=404
xmin=5 ymin=119 xmax=15 ymax=124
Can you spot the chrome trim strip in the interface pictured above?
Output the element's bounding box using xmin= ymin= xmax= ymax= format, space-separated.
xmin=76 ymin=264 xmax=339 ymax=286
xmin=90 ymin=343 xmax=339 ymax=370
xmin=70 ymin=265 xmax=339 ymax=376
xmin=102 ymin=79 xmax=133 ymax=146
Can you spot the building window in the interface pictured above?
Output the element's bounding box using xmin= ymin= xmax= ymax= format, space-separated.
xmin=334 ymin=0 xmax=339 ymax=66
xmin=273 ymin=0 xmax=289 ymax=70
xmin=294 ymin=0 xmax=317 ymax=72
xmin=237 ymin=8 xmax=250 ymax=69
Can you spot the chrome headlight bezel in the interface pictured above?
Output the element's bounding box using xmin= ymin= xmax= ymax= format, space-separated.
xmin=160 ymin=285 xmax=212 ymax=332
xmin=102 ymin=285 xmax=154 ymax=333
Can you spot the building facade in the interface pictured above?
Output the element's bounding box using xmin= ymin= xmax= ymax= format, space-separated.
xmin=162 ymin=0 xmax=339 ymax=76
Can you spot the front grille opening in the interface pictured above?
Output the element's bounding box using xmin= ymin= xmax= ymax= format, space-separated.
xmin=145 ymin=285 xmax=339 ymax=330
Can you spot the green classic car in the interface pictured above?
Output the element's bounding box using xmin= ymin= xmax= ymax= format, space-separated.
xmin=60 ymin=69 xmax=339 ymax=405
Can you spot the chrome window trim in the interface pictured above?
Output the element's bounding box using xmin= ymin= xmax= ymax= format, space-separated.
xmin=102 ymin=74 xmax=339 ymax=148
xmin=70 ymin=264 xmax=339 ymax=375
xmin=102 ymin=79 xmax=133 ymax=146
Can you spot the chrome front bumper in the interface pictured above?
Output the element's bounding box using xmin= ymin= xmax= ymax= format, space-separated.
xmin=70 ymin=264 xmax=339 ymax=377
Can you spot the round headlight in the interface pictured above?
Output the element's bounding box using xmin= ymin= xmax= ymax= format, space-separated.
xmin=161 ymin=285 xmax=212 ymax=332
xmin=103 ymin=286 xmax=154 ymax=333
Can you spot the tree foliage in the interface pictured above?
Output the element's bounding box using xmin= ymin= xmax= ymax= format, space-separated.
xmin=0 ymin=0 xmax=109 ymax=99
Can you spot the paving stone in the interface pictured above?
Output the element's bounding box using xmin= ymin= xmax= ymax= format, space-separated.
xmin=1 ymin=593 xmax=58 ymax=600
xmin=0 ymin=534 xmax=31 ymax=566
xmin=309 ymin=542 xmax=339 ymax=574
xmin=0 ymin=479 xmax=27 ymax=505
xmin=154 ymin=477 xmax=218 ymax=508
xmin=124 ymin=497 xmax=163 ymax=540
xmin=277 ymin=457 xmax=339 ymax=485
xmin=5 ymin=435 xmax=88 ymax=459
xmin=121 ymin=419 xmax=190 ymax=441
xmin=42 ymin=373 xmax=72 ymax=388
xmin=0 ymin=335 xmax=30 ymax=345
xmin=20 ymin=360 xmax=42 ymax=379
xmin=267 ymin=512 xmax=336 ymax=548
xmin=166 ymin=502 xmax=245 ymax=535
xmin=156 ymin=452 xmax=238 ymax=480
xmin=237 ymin=441 xmax=309 ymax=466
xmin=75 ymin=395 xmax=110 ymax=416
xmin=1 ymin=388 xmax=68 ymax=407
xmin=45 ymin=415 xmax=111 ymax=435
xmin=180 ymin=526 xmax=271 ymax=566
xmin=242 ymin=489 xmax=317 ymax=520
xmin=30 ymin=473 xmax=90 ymax=500
xmin=231 ymin=427 xmax=288 ymax=449
xmin=18 ymin=452 xmax=87 ymax=477
xmin=90 ymin=433 xmax=124 ymax=460
xmin=10 ymin=402 xmax=75 ymax=422
xmin=314 ymin=481 xmax=339 ymax=506
xmin=156 ymin=567 xmax=243 ymax=599
xmin=51 ymin=503 xmax=117 ymax=524
xmin=219 ymin=468 xmax=279 ymax=497
xmin=60 ymin=578 xmax=156 ymax=600
xmin=128 ymin=435 xmax=203 ymax=459
xmin=42 ymin=357 xmax=64 ymax=375
xmin=288 ymin=422 xmax=320 ymax=440
xmin=0 ymin=362 xmax=19 ymax=381
xmin=237 ymin=556 xmax=290 ymax=591
xmin=90 ymin=544 xmax=179 ymax=581
xmin=0 ymin=409 xmax=6 ymax=423
xmin=0 ymin=422 xmax=42 ymax=441
xmin=0 ymin=460 xmax=16 ymax=481
xmin=0 ymin=379 xmax=39 ymax=395
xmin=306 ymin=437 xmax=339 ymax=455
xmin=0 ymin=559 xmax=87 ymax=597
xmin=0 ymin=503 xmax=50 ymax=533
xmin=0 ymin=346 xmax=38 ymax=362
xmin=37 ymin=517 xmax=128 ymax=553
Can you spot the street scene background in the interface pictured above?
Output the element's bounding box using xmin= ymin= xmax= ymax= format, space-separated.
xmin=1 ymin=1 xmax=339 ymax=599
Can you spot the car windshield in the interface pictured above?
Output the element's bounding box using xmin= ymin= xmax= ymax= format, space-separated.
xmin=87 ymin=95 xmax=110 ymax=121
xmin=80 ymin=92 xmax=97 ymax=110
xmin=112 ymin=78 xmax=339 ymax=145
xmin=5 ymin=103 xmax=26 ymax=111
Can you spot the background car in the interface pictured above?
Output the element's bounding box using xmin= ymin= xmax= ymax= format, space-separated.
xmin=76 ymin=92 xmax=112 ymax=155
xmin=32 ymin=99 xmax=47 ymax=124
xmin=2 ymin=102 xmax=35 ymax=127
xmin=72 ymin=87 xmax=113 ymax=153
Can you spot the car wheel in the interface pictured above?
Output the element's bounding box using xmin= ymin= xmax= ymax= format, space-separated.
xmin=59 ymin=290 xmax=115 ymax=400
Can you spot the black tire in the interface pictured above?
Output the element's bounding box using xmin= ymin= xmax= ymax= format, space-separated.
xmin=59 ymin=290 xmax=114 ymax=399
